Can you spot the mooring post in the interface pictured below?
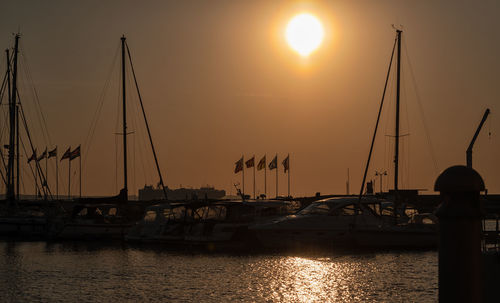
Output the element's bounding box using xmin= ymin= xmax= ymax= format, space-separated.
xmin=434 ymin=165 xmax=485 ymax=302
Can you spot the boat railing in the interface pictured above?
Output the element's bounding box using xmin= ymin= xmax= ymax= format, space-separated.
xmin=482 ymin=215 xmax=499 ymax=252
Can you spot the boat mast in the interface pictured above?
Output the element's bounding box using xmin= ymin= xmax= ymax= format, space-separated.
xmin=357 ymin=34 xmax=397 ymax=205
xmin=16 ymin=104 xmax=20 ymax=200
xmin=5 ymin=49 xmax=12 ymax=193
xmin=121 ymin=35 xmax=128 ymax=201
xmin=394 ymin=30 xmax=402 ymax=193
xmin=7 ymin=34 xmax=19 ymax=201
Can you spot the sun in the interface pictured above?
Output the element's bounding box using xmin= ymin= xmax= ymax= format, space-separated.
xmin=285 ymin=13 xmax=324 ymax=57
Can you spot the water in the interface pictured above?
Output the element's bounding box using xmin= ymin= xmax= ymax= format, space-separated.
xmin=0 ymin=242 xmax=437 ymax=302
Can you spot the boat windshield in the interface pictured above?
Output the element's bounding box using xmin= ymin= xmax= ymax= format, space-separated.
xmin=330 ymin=204 xmax=362 ymax=216
xmin=298 ymin=201 xmax=366 ymax=216
xmin=297 ymin=203 xmax=333 ymax=215
xmin=144 ymin=210 xmax=157 ymax=222
xmin=163 ymin=206 xmax=187 ymax=221
xmin=198 ymin=206 xmax=227 ymax=220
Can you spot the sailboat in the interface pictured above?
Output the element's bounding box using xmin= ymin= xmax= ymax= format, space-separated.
xmin=50 ymin=36 xmax=168 ymax=240
xmin=0 ymin=34 xmax=65 ymax=239
xmin=351 ymin=28 xmax=438 ymax=248
xmin=250 ymin=29 xmax=438 ymax=250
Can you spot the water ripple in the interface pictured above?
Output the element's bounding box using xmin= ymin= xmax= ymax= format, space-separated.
xmin=0 ymin=242 xmax=437 ymax=302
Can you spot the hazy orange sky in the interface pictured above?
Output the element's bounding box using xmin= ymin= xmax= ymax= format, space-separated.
xmin=1 ymin=0 xmax=499 ymax=197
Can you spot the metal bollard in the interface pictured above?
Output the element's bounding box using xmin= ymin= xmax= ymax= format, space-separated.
xmin=434 ymin=165 xmax=485 ymax=303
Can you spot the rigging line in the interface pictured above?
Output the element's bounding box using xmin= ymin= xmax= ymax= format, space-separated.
xmin=19 ymin=102 xmax=48 ymax=198
xmin=403 ymin=39 xmax=439 ymax=174
xmin=114 ymin=124 xmax=118 ymax=193
xmin=0 ymin=153 xmax=6 ymax=186
xmin=127 ymin=75 xmax=151 ymax=185
xmin=488 ymin=112 xmax=492 ymax=139
xmin=133 ymin=134 xmax=135 ymax=193
xmin=126 ymin=88 xmax=145 ymax=186
xmin=0 ymin=52 xmax=14 ymax=107
xmin=0 ymin=145 xmax=8 ymax=186
xmin=20 ymin=164 xmax=28 ymax=195
xmin=19 ymin=51 xmax=53 ymax=147
xmin=401 ymin=69 xmax=410 ymax=188
xmin=82 ymin=43 xmax=120 ymax=165
xmin=0 ymin=109 xmax=7 ymax=146
xmin=0 ymin=69 xmax=9 ymax=106
xmin=114 ymin=60 xmax=121 ymax=193
xmin=0 ymin=111 xmax=9 ymax=177
xmin=127 ymin=63 xmax=150 ymax=185
xmin=19 ymin=45 xmax=52 ymax=148
xmin=18 ymin=56 xmax=46 ymax=147
xmin=19 ymin=129 xmax=39 ymax=194
xmin=382 ymin=62 xmax=396 ymax=174
xmin=126 ymin=41 xmax=168 ymax=200
xmin=358 ymin=35 xmax=398 ymax=204
xmin=18 ymin=102 xmax=53 ymax=199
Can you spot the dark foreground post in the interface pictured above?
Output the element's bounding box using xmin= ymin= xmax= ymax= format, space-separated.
xmin=434 ymin=165 xmax=484 ymax=302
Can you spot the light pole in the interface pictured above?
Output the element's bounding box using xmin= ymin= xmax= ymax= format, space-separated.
xmin=375 ymin=170 xmax=387 ymax=193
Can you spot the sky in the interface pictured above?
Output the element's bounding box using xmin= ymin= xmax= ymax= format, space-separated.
xmin=0 ymin=0 xmax=499 ymax=198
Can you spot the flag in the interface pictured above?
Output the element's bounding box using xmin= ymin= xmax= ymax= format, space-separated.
xmin=282 ymin=155 xmax=289 ymax=173
xmin=234 ymin=157 xmax=243 ymax=173
xmin=37 ymin=149 xmax=47 ymax=162
xmin=48 ymin=147 xmax=57 ymax=159
xmin=268 ymin=155 xmax=277 ymax=170
xmin=60 ymin=147 xmax=71 ymax=161
xmin=27 ymin=149 xmax=37 ymax=163
xmin=245 ymin=156 xmax=255 ymax=168
xmin=257 ymin=155 xmax=266 ymax=171
xmin=70 ymin=145 xmax=81 ymax=161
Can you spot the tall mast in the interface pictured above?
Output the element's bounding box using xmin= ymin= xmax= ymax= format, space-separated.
xmin=121 ymin=35 xmax=128 ymax=200
xmin=7 ymin=34 xmax=19 ymax=201
xmin=394 ymin=30 xmax=402 ymax=192
xmin=6 ymin=49 xmax=12 ymax=196
xmin=16 ymin=104 xmax=20 ymax=200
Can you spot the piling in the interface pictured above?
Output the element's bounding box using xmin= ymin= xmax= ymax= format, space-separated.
xmin=434 ymin=165 xmax=485 ymax=302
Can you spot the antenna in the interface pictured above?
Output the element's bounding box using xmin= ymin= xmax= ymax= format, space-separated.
xmin=391 ymin=24 xmax=403 ymax=31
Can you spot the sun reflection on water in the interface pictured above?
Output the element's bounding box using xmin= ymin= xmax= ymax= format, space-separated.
xmin=246 ymin=253 xmax=436 ymax=303
xmin=263 ymin=257 xmax=359 ymax=302
xmin=0 ymin=243 xmax=437 ymax=302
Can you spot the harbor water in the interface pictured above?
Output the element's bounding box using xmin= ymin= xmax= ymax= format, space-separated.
xmin=0 ymin=242 xmax=437 ymax=302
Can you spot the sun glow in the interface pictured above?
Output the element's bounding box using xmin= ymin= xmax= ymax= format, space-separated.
xmin=285 ymin=13 xmax=324 ymax=57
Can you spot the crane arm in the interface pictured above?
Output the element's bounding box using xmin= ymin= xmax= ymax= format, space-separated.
xmin=466 ymin=108 xmax=490 ymax=168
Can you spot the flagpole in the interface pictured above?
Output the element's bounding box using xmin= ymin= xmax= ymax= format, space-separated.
xmin=275 ymin=154 xmax=278 ymax=199
xmin=68 ymin=158 xmax=71 ymax=199
xmin=264 ymin=156 xmax=267 ymax=199
xmin=56 ymin=152 xmax=58 ymax=200
xmin=79 ymin=151 xmax=82 ymax=199
xmin=35 ymin=162 xmax=38 ymax=199
xmin=253 ymin=155 xmax=255 ymax=200
xmin=45 ymin=151 xmax=48 ymax=192
xmin=242 ymin=155 xmax=245 ymax=199
xmin=288 ymin=154 xmax=290 ymax=198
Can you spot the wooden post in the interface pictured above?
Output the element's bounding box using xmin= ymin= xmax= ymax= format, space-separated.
xmin=435 ymin=165 xmax=484 ymax=302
